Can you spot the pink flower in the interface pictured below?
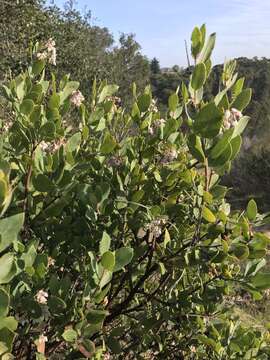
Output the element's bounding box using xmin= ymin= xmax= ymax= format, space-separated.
xmin=37 ymin=52 xmax=47 ymax=61
xmin=48 ymin=46 xmax=56 ymax=66
xmin=45 ymin=38 xmax=56 ymax=51
xmin=223 ymin=108 xmax=242 ymax=129
xmin=70 ymin=90 xmax=85 ymax=107
xmin=148 ymin=118 xmax=166 ymax=136
xmin=36 ymin=38 xmax=57 ymax=65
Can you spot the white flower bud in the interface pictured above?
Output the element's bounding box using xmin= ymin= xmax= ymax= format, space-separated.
xmin=36 ymin=289 xmax=48 ymax=304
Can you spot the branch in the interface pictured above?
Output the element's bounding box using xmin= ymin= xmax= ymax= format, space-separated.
xmin=23 ymin=144 xmax=36 ymax=229
xmin=105 ymin=252 xmax=156 ymax=324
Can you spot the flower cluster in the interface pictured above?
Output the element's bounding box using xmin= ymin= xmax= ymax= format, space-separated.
xmin=223 ymin=108 xmax=242 ymax=129
xmin=35 ymin=289 xmax=48 ymax=304
xmin=149 ymin=98 xmax=158 ymax=113
xmin=0 ymin=119 xmax=13 ymax=134
xmin=160 ymin=148 xmax=178 ymax=164
xmin=107 ymin=155 xmax=123 ymax=168
xmin=148 ymin=118 xmax=166 ymax=136
xmin=146 ymin=217 xmax=167 ymax=238
xmin=70 ymin=90 xmax=85 ymax=107
xmin=39 ymin=138 xmax=66 ymax=154
xmin=47 ymin=257 xmax=55 ymax=267
xmin=107 ymin=96 xmax=121 ymax=107
xmin=37 ymin=38 xmax=56 ymax=66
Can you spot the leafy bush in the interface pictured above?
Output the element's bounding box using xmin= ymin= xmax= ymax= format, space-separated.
xmin=0 ymin=26 xmax=270 ymax=359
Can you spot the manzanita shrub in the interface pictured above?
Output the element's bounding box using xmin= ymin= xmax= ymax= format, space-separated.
xmin=1 ymin=25 xmax=270 ymax=359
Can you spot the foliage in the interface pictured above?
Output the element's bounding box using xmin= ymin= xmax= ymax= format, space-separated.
xmin=0 ymin=0 xmax=150 ymax=104
xmin=0 ymin=26 xmax=270 ymax=359
xmin=151 ymin=57 xmax=270 ymax=209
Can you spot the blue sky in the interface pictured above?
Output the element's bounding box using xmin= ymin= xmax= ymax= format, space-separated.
xmin=48 ymin=0 xmax=270 ymax=67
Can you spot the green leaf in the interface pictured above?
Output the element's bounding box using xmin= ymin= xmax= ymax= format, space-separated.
xmin=99 ymin=270 xmax=112 ymax=289
xmin=153 ymin=171 xmax=162 ymax=183
xmin=245 ymin=259 xmax=266 ymax=277
xmin=163 ymin=229 xmax=171 ymax=249
xmin=191 ymin=63 xmax=206 ymax=90
xmin=0 ymin=253 xmax=16 ymax=284
xmin=101 ymin=251 xmax=115 ymax=272
xmin=231 ymin=88 xmax=252 ymax=111
xmin=131 ymin=190 xmax=145 ymax=203
xmin=191 ymin=26 xmax=202 ymax=59
xmin=62 ymin=329 xmax=77 ymax=343
xmin=196 ymin=334 xmax=217 ymax=349
xmin=249 ymin=233 xmax=269 ymax=251
xmin=78 ymin=339 xmax=95 ymax=358
xmin=98 ymin=85 xmax=119 ymax=103
xmin=23 ymin=299 xmax=42 ymax=319
xmin=251 ymin=273 xmax=270 ymax=290
xmin=99 ymin=231 xmax=111 ymax=255
xmin=210 ymin=129 xmax=233 ymax=159
xmin=100 ymin=133 xmax=117 ymax=154
xmin=20 ymin=99 xmax=34 ymax=116
xmin=200 ymin=24 xmax=206 ymax=46
xmin=137 ymin=93 xmax=151 ymax=112
xmin=48 ymin=93 xmax=60 ymax=110
xmin=202 ymin=206 xmax=216 ymax=223
xmin=205 ymin=58 xmax=212 ymax=77
xmin=197 ymin=33 xmax=216 ymax=63
xmin=246 ymin=199 xmax=257 ymax=221
xmin=230 ymin=135 xmax=242 ymax=160
xmin=0 ymin=213 xmax=24 ymax=252
xmin=187 ymin=134 xmax=205 ymax=162
xmin=0 ymin=316 xmax=17 ymax=331
xmin=86 ymin=309 xmax=108 ymax=324
xmin=48 ymin=296 xmax=67 ymax=315
xmin=66 ymin=132 xmax=81 ymax=153
xmin=114 ymin=247 xmax=134 ymax=272
xmin=232 ymin=77 xmax=245 ymax=99
xmin=32 ymin=60 xmax=45 ymax=76
xmin=193 ymin=103 xmax=223 ymax=138
xmin=168 ymin=93 xmax=179 ymax=112
xmin=40 ymin=121 xmax=56 ymax=140
xmin=211 ymin=185 xmax=227 ymax=200
xmin=33 ymin=174 xmax=54 ymax=192
xmin=0 ymin=288 xmax=9 ymax=317
xmin=230 ymin=243 xmax=249 ymax=260
xmin=208 ymin=143 xmax=232 ymax=167
xmin=60 ymin=81 xmax=80 ymax=104
xmin=0 ymin=327 xmax=15 ymax=353
xmin=232 ymin=116 xmax=249 ymax=138
xmin=21 ymin=244 xmax=37 ymax=268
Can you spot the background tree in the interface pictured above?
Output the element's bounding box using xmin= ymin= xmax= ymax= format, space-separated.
xmin=0 ymin=0 xmax=150 ymax=103
xmin=150 ymin=57 xmax=161 ymax=74
xmin=108 ymin=34 xmax=150 ymax=105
